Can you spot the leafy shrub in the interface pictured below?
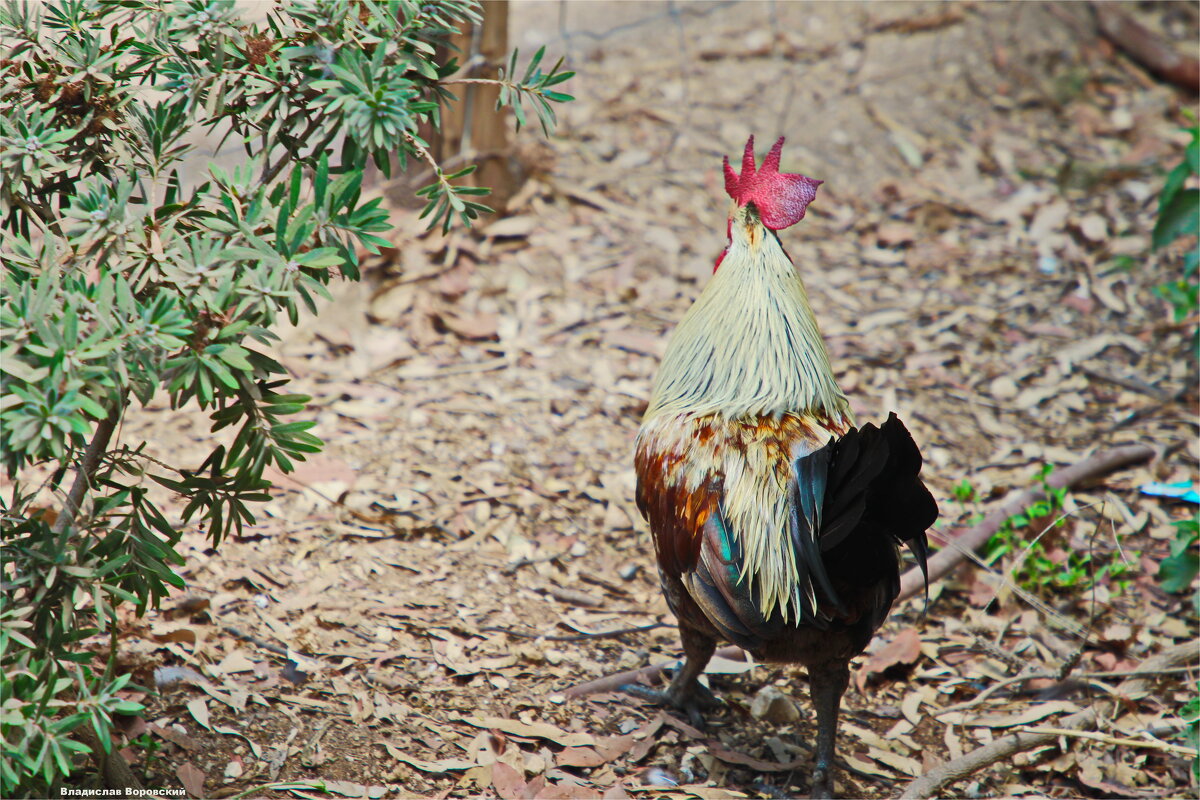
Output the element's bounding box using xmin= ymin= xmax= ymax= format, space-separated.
xmin=0 ymin=0 xmax=571 ymax=794
xmin=1152 ymin=123 xmax=1199 ymax=327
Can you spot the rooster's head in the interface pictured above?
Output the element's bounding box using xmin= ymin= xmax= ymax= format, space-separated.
xmin=715 ymin=136 xmax=821 ymax=271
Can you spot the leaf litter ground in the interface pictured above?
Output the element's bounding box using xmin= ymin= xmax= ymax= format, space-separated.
xmin=96 ymin=3 xmax=1197 ymax=798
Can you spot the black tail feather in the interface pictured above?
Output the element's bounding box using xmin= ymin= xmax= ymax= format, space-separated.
xmin=788 ymin=444 xmax=842 ymax=624
xmin=789 ymin=413 xmax=937 ymax=613
xmin=877 ymin=413 xmax=937 ymax=602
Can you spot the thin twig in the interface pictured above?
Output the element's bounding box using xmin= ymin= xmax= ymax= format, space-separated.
xmin=54 ymin=394 xmax=140 ymax=795
xmin=937 ymin=673 xmax=1119 ymax=716
xmin=899 ymin=641 xmax=1196 ymax=799
xmin=439 ymin=77 xmax=513 ymax=86
xmin=1017 ymin=725 xmax=1196 ymax=756
xmin=969 ymin=636 xmax=1030 ymax=674
xmin=55 ymin=397 xmax=125 ymax=533
xmin=221 ymin=624 xmax=289 ymax=658
xmin=402 ymin=131 xmax=443 ymax=176
xmin=935 ymin=665 xmax=1197 ymax=715
xmin=260 ymin=114 xmax=323 ymax=187
xmin=1077 ymin=365 xmax=1175 ymax=403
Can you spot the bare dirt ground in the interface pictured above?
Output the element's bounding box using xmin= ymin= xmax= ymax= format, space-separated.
xmin=106 ymin=2 xmax=1197 ymax=798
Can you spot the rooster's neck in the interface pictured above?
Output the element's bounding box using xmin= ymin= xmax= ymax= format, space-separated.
xmin=646 ymin=223 xmax=848 ymax=422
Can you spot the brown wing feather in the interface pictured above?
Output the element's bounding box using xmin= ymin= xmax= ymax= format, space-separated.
xmin=634 ymin=442 xmax=714 ymax=579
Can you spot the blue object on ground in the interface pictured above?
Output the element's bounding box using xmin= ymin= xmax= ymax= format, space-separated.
xmin=1140 ymin=481 xmax=1200 ymax=504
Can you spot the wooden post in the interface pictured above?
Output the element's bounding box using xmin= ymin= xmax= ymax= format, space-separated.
xmin=431 ymin=0 xmax=516 ymax=215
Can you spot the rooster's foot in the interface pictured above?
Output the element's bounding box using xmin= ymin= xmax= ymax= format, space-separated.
xmin=620 ymin=678 xmax=721 ymax=729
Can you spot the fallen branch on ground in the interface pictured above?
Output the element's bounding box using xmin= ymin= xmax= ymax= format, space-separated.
xmin=566 ymin=444 xmax=1155 ymax=698
xmin=1090 ymin=2 xmax=1199 ymax=92
xmin=899 ymin=641 xmax=1196 ymax=799
xmin=897 ymin=443 xmax=1155 ymax=602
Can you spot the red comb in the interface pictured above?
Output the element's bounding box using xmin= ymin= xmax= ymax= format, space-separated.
xmin=722 ymin=136 xmax=821 ymax=231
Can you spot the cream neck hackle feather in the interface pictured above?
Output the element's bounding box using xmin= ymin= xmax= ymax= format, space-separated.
xmin=644 ymin=206 xmax=849 ymax=422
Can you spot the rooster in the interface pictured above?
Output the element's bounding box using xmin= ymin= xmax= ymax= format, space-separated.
xmin=631 ymin=136 xmax=938 ymax=799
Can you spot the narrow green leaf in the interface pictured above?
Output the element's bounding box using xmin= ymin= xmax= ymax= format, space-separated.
xmin=1153 ymin=189 xmax=1200 ymax=250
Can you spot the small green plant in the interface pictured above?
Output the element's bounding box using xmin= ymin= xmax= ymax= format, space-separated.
xmin=985 ymin=466 xmax=1136 ymax=595
xmin=128 ymin=733 xmax=162 ymax=778
xmin=1152 ymin=121 xmax=1199 ymax=327
xmin=952 ymin=478 xmax=976 ymax=504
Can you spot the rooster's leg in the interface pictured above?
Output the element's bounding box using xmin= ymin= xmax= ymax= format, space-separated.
xmin=807 ymin=659 xmax=850 ymax=800
xmin=623 ymin=623 xmax=719 ymax=727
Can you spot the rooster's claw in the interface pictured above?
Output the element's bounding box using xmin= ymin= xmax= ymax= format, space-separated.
xmin=619 ymin=680 xmax=721 ymax=729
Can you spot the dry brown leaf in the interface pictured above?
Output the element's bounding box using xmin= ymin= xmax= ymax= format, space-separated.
xmin=857 ymin=628 xmax=923 ymax=688
xmin=841 ymin=751 xmax=895 ymax=779
xmin=439 ymin=310 xmax=500 ymax=340
xmin=605 ymin=329 xmax=666 ymax=357
xmin=213 ymin=650 xmax=256 ymax=675
xmin=198 ymin=683 xmax=246 ymax=714
xmin=867 ymin=746 xmax=922 ymax=776
xmin=939 ymin=699 xmax=1080 ymax=727
xmin=492 ymin=762 xmax=529 ymax=799
xmin=593 ymin=734 xmax=637 ymax=762
xmin=557 ymin=746 xmax=607 ymax=768
xmin=176 ymin=761 xmax=207 ymax=798
xmin=900 ymin=690 xmax=924 ymax=726
xmin=603 ymin=784 xmax=633 ymax=799
xmin=379 ymin=740 xmax=475 ymax=773
xmin=186 ymin=698 xmax=211 ymax=732
xmin=535 ymin=778 xmax=605 ymax=799
xmin=1014 ymin=383 xmax=1060 ymax=410
xmin=151 ymin=723 xmax=202 ymax=752
xmin=264 ymin=454 xmax=358 ymax=495
xmin=324 ymin=780 xmax=382 ymax=798
xmin=459 ymin=716 xmax=596 ymax=748
xmin=627 ymin=716 xmax=665 ymax=763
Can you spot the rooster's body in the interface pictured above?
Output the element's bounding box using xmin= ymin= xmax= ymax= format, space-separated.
xmin=632 ymin=137 xmax=937 ymax=799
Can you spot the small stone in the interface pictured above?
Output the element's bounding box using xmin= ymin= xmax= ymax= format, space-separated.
xmin=617 ymin=650 xmax=643 ymax=671
xmin=989 ymin=376 xmax=1019 ymax=401
xmin=750 ymin=686 xmax=800 ymax=724
xmin=617 ymin=563 xmax=640 ymax=581
xmin=1077 ymin=213 xmax=1108 ymax=242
